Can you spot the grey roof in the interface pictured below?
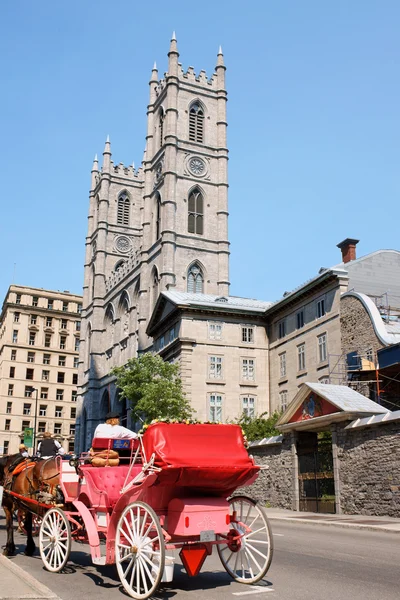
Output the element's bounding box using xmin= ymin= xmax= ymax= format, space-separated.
xmin=331 ymin=249 xmax=400 ymax=271
xmin=265 ymin=267 xmax=348 ymax=312
xmin=306 ymin=383 xmax=389 ymax=414
xmin=345 ymin=410 xmax=400 ymax=429
xmin=162 ymin=291 xmax=272 ymax=313
xmin=249 ymin=435 xmax=283 ymax=447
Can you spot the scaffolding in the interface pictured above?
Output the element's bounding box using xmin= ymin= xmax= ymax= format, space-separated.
xmin=328 ymin=351 xmax=381 ymax=401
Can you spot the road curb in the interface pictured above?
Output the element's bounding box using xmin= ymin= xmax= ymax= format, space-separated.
xmin=267 ymin=515 xmax=400 ymax=534
xmin=0 ymin=554 xmax=62 ymax=600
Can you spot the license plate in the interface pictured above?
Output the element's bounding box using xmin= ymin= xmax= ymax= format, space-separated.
xmin=200 ymin=530 xmax=215 ymax=542
xmin=0 ymin=485 xmax=4 ymax=506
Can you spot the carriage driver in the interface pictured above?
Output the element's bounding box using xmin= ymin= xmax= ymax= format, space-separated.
xmin=36 ymin=432 xmax=66 ymax=459
xmin=93 ymin=410 xmax=138 ymax=439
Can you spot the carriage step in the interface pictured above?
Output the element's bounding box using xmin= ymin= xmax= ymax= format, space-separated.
xmin=93 ymin=556 xmax=107 ymax=565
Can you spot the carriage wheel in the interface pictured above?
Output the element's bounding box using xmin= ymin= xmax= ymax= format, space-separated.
xmin=39 ymin=508 xmax=71 ymax=572
xmin=217 ymin=495 xmax=273 ymax=584
xmin=115 ymin=501 xmax=165 ymax=600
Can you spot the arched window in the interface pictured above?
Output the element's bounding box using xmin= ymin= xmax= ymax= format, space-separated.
xmin=151 ymin=268 xmax=159 ymax=308
xmin=90 ymin=265 xmax=95 ymax=302
xmin=187 ymin=263 xmax=204 ymax=293
xmin=188 ymin=188 xmax=203 ymax=235
xmin=155 ymin=194 xmax=161 ymax=240
xmin=117 ymin=192 xmax=130 ymax=226
xmin=105 ymin=304 xmax=115 ymax=325
xmin=189 ymin=102 xmax=204 ymax=143
xmin=159 ymin=109 xmax=164 ymax=149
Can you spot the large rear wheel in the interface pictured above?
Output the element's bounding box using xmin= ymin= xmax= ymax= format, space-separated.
xmin=39 ymin=508 xmax=71 ymax=572
xmin=217 ymin=495 xmax=273 ymax=583
xmin=115 ymin=501 xmax=165 ymax=599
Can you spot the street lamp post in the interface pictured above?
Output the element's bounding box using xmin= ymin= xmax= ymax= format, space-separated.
xmin=31 ymin=387 xmax=39 ymax=453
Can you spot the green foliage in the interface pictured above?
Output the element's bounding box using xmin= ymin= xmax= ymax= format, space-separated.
xmin=235 ymin=411 xmax=282 ymax=442
xmin=111 ymin=353 xmax=193 ymax=423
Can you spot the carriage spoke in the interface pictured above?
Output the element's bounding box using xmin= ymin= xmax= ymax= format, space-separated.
xmin=242 ymin=545 xmax=262 ymax=572
xmin=138 ymin=558 xmax=148 ymax=594
xmin=245 ymin=525 xmax=267 ymax=539
xmin=245 ymin=542 xmax=269 ymax=561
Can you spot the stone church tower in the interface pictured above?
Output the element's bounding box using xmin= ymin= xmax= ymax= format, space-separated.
xmin=77 ymin=35 xmax=230 ymax=449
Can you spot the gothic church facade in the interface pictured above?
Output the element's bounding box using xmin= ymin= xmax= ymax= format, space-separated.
xmin=77 ymin=36 xmax=231 ymax=449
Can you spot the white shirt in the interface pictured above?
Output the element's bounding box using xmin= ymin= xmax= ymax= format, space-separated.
xmin=93 ymin=423 xmax=138 ymax=439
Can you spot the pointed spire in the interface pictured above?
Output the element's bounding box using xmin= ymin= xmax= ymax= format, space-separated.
xmin=92 ymin=154 xmax=98 ymax=172
xmin=102 ymin=135 xmax=111 ymax=173
xmin=216 ymin=45 xmax=225 ymax=67
xmin=151 ymin=61 xmax=158 ymax=82
xmin=169 ymin=31 xmax=178 ymax=55
xmin=103 ymin=135 xmax=111 ymax=155
xmin=168 ymin=32 xmax=179 ymax=75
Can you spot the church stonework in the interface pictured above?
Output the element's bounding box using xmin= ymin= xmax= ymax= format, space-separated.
xmin=77 ymin=37 xmax=230 ymax=450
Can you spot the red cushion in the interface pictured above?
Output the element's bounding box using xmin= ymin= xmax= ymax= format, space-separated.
xmin=91 ymin=438 xmax=139 ymax=451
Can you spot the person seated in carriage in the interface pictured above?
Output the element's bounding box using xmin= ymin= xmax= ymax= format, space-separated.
xmin=36 ymin=431 xmax=66 ymax=459
xmin=93 ymin=410 xmax=138 ymax=440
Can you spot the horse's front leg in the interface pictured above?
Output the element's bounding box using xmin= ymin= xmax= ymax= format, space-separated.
xmin=24 ymin=511 xmax=36 ymax=556
xmin=2 ymin=496 xmax=16 ymax=556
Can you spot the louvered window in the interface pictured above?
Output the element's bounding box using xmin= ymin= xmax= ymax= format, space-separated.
xmin=189 ymin=102 xmax=204 ymax=143
xmin=159 ymin=111 xmax=164 ymax=149
xmin=155 ymin=195 xmax=161 ymax=239
xmin=188 ymin=189 xmax=203 ymax=235
xmin=187 ymin=264 xmax=204 ymax=293
xmin=117 ymin=193 xmax=130 ymax=226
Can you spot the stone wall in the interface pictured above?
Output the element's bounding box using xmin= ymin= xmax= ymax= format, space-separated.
xmin=336 ymin=420 xmax=400 ymax=517
xmin=239 ymin=438 xmax=294 ymax=509
xmin=340 ymin=295 xmax=384 ymax=358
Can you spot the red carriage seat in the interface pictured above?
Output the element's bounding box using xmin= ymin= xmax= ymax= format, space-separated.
xmin=79 ymin=464 xmax=143 ymax=508
xmin=142 ymin=423 xmax=259 ymax=495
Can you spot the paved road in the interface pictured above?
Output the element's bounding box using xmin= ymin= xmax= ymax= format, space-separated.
xmin=1 ymin=516 xmax=399 ymax=600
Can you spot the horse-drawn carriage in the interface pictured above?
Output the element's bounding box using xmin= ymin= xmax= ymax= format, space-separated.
xmin=3 ymin=423 xmax=273 ymax=599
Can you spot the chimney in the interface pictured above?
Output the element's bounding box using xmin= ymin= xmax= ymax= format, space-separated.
xmin=337 ymin=238 xmax=359 ymax=264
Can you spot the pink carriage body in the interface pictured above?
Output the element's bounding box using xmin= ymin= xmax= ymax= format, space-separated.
xmin=58 ymin=423 xmax=260 ymax=566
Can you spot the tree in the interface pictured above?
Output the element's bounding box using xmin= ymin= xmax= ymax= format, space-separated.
xmin=111 ymin=353 xmax=193 ymax=423
xmin=235 ymin=411 xmax=282 ymax=442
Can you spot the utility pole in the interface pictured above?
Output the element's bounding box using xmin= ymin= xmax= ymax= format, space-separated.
xmin=31 ymin=387 xmax=39 ymax=452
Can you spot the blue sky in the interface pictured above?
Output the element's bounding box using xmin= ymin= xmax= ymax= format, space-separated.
xmin=1 ymin=1 xmax=399 ymax=305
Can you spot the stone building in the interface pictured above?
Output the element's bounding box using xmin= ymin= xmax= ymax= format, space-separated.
xmin=244 ymin=382 xmax=400 ymax=517
xmin=0 ymin=285 xmax=82 ymax=455
xmin=265 ymin=240 xmax=400 ymax=414
xmin=78 ymin=36 xmax=231 ymax=449
xmin=77 ymin=34 xmax=400 ymax=458
xmin=147 ymin=292 xmax=271 ymax=420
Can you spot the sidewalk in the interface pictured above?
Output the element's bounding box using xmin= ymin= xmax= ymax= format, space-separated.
xmin=0 ymin=554 xmax=62 ymax=600
xmin=266 ymin=507 xmax=400 ymax=533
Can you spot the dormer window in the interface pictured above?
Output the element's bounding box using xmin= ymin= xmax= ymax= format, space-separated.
xmin=189 ymin=102 xmax=204 ymax=143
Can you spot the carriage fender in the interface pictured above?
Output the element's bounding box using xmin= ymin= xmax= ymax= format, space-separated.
xmin=105 ymin=472 xmax=158 ymax=564
xmin=72 ymin=500 xmax=102 ymax=563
